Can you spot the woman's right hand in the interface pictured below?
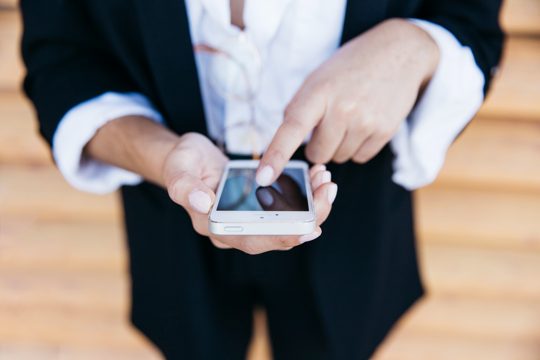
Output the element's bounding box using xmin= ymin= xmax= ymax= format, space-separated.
xmin=162 ymin=132 xmax=338 ymax=254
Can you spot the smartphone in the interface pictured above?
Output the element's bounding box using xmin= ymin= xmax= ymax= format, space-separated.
xmin=209 ymin=160 xmax=316 ymax=235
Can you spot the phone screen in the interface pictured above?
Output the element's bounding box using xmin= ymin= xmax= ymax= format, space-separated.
xmin=217 ymin=168 xmax=309 ymax=211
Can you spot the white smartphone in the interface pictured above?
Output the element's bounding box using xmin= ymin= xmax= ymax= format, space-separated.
xmin=209 ymin=160 xmax=316 ymax=236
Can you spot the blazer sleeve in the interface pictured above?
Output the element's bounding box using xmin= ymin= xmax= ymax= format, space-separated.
xmin=20 ymin=0 xmax=138 ymax=147
xmin=417 ymin=0 xmax=504 ymax=93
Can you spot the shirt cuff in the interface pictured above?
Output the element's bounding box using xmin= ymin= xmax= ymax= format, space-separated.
xmin=52 ymin=92 xmax=164 ymax=194
xmin=390 ymin=19 xmax=485 ymax=190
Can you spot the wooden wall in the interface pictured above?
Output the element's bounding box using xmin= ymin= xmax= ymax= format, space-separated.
xmin=0 ymin=1 xmax=539 ymax=359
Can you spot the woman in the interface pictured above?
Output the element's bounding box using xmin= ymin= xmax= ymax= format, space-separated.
xmin=21 ymin=0 xmax=503 ymax=358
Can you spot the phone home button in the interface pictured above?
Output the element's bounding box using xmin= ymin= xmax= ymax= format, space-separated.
xmin=224 ymin=226 xmax=244 ymax=233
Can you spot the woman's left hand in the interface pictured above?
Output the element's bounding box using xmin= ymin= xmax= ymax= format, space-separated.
xmin=256 ymin=18 xmax=440 ymax=186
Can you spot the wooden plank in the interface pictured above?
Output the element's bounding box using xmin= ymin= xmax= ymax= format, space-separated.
xmin=2 ymin=212 xmax=540 ymax=283
xmin=501 ymin=0 xmax=540 ymax=35
xmin=0 ymin=12 xmax=23 ymax=90
xmin=0 ymin=92 xmax=50 ymax=165
xmin=2 ymin=238 xmax=540 ymax=315
xmin=436 ymin=117 xmax=540 ymax=191
xmin=0 ymin=219 xmax=124 ymax=271
xmin=393 ymin=296 xmax=540 ymax=341
xmin=3 ymin=271 xmax=540 ymax=359
xmin=479 ymin=38 xmax=540 ymax=122
xmin=0 ymin=0 xmax=16 ymax=9
xmin=1 ymin=227 xmax=539 ymax=356
xmin=416 ymin=187 xmax=540 ymax=250
xmin=0 ymin=344 xmax=161 ymax=360
xmin=0 ymin=305 xmax=151 ymax=349
xmin=420 ymin=243 xmax=540 ymax=299
xmin=0 ymin=270 xmax=128 ymax=311
xmin=419 ymin=231 xmax=540 ymax=254
xmin=2 ymin=229 xmax=539 ymax=306
xmin=0 ymin=165 xmax=120 ymax=222
xmin=375 ymin=332 xmax=540 ymax=360
xmin=375 ymin=295 xmax=540 ymax=360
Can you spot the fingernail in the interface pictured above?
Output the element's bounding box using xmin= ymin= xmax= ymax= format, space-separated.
xmin=299 ymin=229 xmax=322 ymax=244
xmin=256 ymin=165 xmax=274 ymax=186
xmin=313 ymin=171 xmax=332 ymax=189
xmin=188 ymin=190 xmax=212 ymax=213
xmin=327 ymin=183 xmax=338 ymax=205
xmin=257 ymin=188 xmax=274 ymax=207
xmin=321 ymin=171 xmax=331 ymax=184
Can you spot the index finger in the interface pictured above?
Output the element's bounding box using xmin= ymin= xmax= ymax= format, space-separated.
xmin=255 ymin=86 xmax=326 ymax=186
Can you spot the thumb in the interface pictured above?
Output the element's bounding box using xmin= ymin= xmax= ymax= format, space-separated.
xmin=167 ymin=171 xmax=216 ymax=214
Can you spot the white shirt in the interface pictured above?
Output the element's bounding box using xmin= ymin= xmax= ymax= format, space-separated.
xmin=53 ymin=0 xmax=484 ymax=194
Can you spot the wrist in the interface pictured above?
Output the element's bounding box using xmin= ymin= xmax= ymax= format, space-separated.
xmin=127 ymin=118 xmax=180 ymax=187
xmin=407 ymin=20 xmax=440 ymax=88
xmin=383 ymin=18 xmax=440 ymax=89
xmin=85 ymin=115 xmax=181 ymax=187
xmin=412 ymin=24 xmax=440 ymax=89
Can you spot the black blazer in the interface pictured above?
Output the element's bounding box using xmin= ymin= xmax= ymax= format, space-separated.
xmin=21 ymin=0 xmax=503 ymax=147
xmin=20 ymin=1 xmax=503 ymax=358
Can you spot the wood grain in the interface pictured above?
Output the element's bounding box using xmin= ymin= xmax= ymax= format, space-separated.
xmin=396 ymin=296 xmax=540 ymax=341
xmin=0 ymin=344 xmax=161 ymax=360
xmin=0 ymin=11 xmax=23 ymax=90
xmin=0 ymin=165 xmax=120 ymax=222
xmin=0 ymin=0 xmax=16 ymax=9
xmin=479 ymin=38 xmax=540 ymax=121
xmin=375 ymin=332 xmax=540 ymax=360
xmin=3 ymin=227 xmax=540 ymax=313
xmin=0 ymin=305 xmax=152 ymax=349
xmin=416 ymin=187 xmax=540 ymax=250
xmin=0 ymin=270 xmax=127 ymax=311
xmin=435 ymin=117 xmax=540 ymax=191
xmin=501 ymin=0 xmax=540 ymax=35
xmin=421 ymin=243 xmax=540 ymax=299
xmin=0 ymin=92 xmax=50 ymax=165
xmin=0 ymin=219 xmax=124 ymax=271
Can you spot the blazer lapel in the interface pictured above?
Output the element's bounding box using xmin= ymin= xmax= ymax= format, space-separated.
xmin=134 ymin=0 xmax=207 ymax=135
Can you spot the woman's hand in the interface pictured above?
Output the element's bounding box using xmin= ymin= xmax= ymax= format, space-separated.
xmin=255 ymin=19 xmax=440 ymax=186
xmin=162 ymin=133 xmax=338 ymax=254
xmin=87 ymin=116 xmax=337 ymax=255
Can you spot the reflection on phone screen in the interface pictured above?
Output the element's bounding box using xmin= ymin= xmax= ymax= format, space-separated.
xmin=217 ymin=168 xmax=308 ymax=211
